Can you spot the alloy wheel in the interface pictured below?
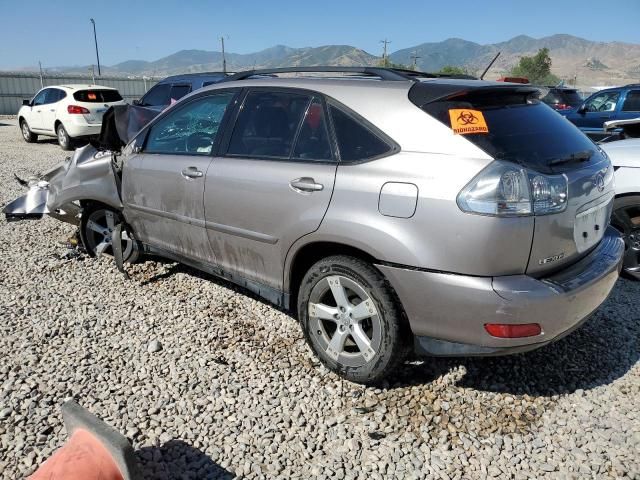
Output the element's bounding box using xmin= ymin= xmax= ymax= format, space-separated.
xmin=83 ymin=209 xmax=134 ymax=260
xmin=307 ymin=275 xmax=381 ymax=367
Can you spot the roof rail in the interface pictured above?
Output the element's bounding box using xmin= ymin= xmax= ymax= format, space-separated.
xmin=223 ymin=66 xmax=421 ymax=82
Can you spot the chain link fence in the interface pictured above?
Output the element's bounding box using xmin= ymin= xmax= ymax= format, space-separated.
xmin=0 ymin=72 xmax=160 ymax=115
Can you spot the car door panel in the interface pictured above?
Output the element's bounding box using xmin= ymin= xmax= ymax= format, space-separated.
xmin=29 ymin=89 xmax=49 ymax=131
xmin=204 ymin=90 xmax=337 ymax=290
xmin=122 ymin=91 xmax=237 ymax=264
xmin=204 ymin=159 xmax=336 ymax=288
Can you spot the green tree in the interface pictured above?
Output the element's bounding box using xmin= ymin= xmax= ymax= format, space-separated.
xmin=376 ymin=58 xmax=411 ymax=69
xmin=438 ymin=65 xmax=468 ymax=76
xmin=510 ymin=48 xmax=560 ymax=84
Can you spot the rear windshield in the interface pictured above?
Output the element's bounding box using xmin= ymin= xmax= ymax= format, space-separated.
xmin=73 ymin=89 xmax=123 ymax=103
xmin=419 ymin=89 xmax=599 ymax=173
xmin=542 ymin=89 xmax=582 ymax=107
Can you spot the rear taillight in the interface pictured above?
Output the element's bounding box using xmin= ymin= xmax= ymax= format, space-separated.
xmin=554 ymin=103 xmax=572 ymax=110
xmin=67 ymin=105 xmax=90 ymax=114
xmin=457 ymin=161 xmax=568 ymax=217
xmin=485 ymin=323 xmax=542 ymax=338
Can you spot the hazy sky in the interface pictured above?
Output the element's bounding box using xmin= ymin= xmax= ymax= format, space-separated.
xmin=1 ymin=0 xmax=638 ymax=68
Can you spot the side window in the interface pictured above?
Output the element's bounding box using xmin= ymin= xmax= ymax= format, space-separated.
xmin=227 ymin=90 xmax=311 ymax=159
xmin=622 ymin=91 xmax=640 ymax=112
xmin=330 ymin=105 xmax=392 ymax=162
xmin=46 ymin=89 xmax=64 ymax=104
xmin=145 ymin=91 xmax=235 ymax=155
xmin=292 ymin=97 xmax=332 ymax=161
xmin=33 ymin=89 xmax=48 ymax=106
xmin=141 ymin=83 xmax=170 ymax=107
xmin=169 ymin=84 xmax=191 ymax=103
xmin=585 ymin=91 xmax=620 ymax=112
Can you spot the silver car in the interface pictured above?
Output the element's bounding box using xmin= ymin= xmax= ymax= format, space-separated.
xmin=4 ymin=67 xmax=625 ymax=384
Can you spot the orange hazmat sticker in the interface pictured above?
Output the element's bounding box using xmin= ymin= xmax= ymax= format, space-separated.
xmin=449 ymin=109 xmax=489 ymax=135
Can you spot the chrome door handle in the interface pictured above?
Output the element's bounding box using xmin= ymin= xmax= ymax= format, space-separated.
xmin=181 ymin=167 xmax=203 ymax=179
xmin=290 ymin=177 xmax=324 ymax=193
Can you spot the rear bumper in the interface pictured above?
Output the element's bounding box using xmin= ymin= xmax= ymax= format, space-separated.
xmin=376 ymin=227 xmax=624 ymax=356
xmin=65 ymin=121 xmax=101 ymax=138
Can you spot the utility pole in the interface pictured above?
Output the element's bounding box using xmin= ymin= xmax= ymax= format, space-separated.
xmin=220 ymin=36 xmax=227 ymax=74
xmin=89 ymin=65 xmax=95 ymax=84
xmin=380 ymin=39 xmax=391 ymax=67
xmin=38 ymin=61 xmax=44 ymax=88
xmin=90 ymin=18 xmax=101 ymax=76
xmin=410 ymin=50 xmax=421 ymax=70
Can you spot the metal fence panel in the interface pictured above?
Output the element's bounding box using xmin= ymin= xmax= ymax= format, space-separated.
xmin=0 ymin=72 xmax=158 ymax=115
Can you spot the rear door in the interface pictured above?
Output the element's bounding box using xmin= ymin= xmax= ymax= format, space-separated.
xmin=619 ymin=89 xmax=640 ymax=121
xmin=204 ymin=88 xmax=337 ymax=290
xmin=122 ymin=90 xmax=237 ymax=263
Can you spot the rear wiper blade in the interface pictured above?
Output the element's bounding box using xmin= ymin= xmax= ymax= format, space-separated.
xmin=548 ymin=150 xmax=593 ymax=166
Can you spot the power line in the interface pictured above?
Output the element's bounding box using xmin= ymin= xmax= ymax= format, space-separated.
xmin=380 ymin=39 xmax=391 ymax=67
xmin=410 ymin=50 xmax=421 ymax=70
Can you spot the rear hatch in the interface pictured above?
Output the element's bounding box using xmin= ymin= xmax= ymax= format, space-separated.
xmin=72 ymin=89 xmax=125 ymax=124
xmin=413 ymin=83 xmax=614 ymax=276
xmin=542 ymin=88 xmax=583 ymax=110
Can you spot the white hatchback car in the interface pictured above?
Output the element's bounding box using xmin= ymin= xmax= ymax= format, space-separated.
xmin=18 ymin=85 xmax=126 ymax=150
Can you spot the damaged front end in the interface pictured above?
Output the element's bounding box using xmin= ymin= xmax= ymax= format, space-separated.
xmin=3 ymin=104 xmax=158 ymax=225
xmin=3 ymin=146 xmax=121 ymax=225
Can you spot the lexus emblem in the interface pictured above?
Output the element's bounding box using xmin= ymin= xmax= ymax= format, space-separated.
xmin=594 ymin=173 xmax=605 ymax=192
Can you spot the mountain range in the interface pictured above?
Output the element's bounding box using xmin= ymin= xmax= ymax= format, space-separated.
xmin=26 ymin=34 xmax=640 ymax=87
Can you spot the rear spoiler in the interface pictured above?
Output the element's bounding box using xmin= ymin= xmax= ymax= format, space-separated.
xmin=408 ymin=82 xmax=543 ymax=107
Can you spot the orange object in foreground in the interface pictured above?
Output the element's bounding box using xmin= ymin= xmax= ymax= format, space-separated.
xmin=29 ymin=429 xmax=124 ymax=480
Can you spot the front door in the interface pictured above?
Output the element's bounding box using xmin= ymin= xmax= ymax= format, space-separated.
xmin=122 ymin=90 xmax=237 ymax=263
xmin=28 ymin=89 xmax=50 ymax=131
xmin=204 ymin=89 xmax=337 ymax=290
xmin=570 ymin=90 xmax=621 ymax=137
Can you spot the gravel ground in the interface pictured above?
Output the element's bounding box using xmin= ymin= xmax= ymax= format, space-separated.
xmin=0 ymin=116 xmax=638 ymax=479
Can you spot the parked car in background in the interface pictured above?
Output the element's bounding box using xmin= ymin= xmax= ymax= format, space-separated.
xmin=5 ymin=67 xmax=624 ymax=384
xmin=134 ymin=72 xmax=228 ymax=111
xmin=540 ymin=86 xmax=583 ymax=111
xmin=600 ymin=117 xmax=640 ymax=279
xmin=565 ymin=84 xmax=640 ymax=140
xmin=18 ymin=85 xmax=126 ymax=150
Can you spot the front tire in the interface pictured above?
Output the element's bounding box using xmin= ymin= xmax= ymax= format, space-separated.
xmin=20 ymin=120 xmax=37 ymax=143
xmin=297 ymin=255 xmax=409 ymax=384
xmin=80 ymin=206 xmax=141 ymax=263
xmin=611 ymin=195 xmax=640 ymax=279
xmin=56 ymin=123 xmax=73 ymax=151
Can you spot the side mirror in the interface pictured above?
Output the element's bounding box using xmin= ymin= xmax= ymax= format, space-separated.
xmin=22 ymin=99 xmax=31 ymax=106
xmin=577 ymin=104 xmax=587 ymax=114
xmin=132 ymin=99 xmax=140 ymax=106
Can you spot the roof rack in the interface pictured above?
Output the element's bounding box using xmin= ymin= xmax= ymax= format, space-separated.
xmin=222 ymin=66 xmax=476 ymax=83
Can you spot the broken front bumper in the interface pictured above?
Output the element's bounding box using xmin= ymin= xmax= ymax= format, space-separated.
xmin=3 ymin=163 xmax=80 ymax=225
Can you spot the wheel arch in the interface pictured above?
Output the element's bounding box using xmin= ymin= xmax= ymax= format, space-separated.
xmin=285 ymin=240 xmax=379 ymax=309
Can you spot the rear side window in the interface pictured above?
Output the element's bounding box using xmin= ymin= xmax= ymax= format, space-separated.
xmin=228 ymin=90 xmax=311 ymax=159
xmin=419 ymin=90 xmax=599 ymax=174
xmin=330 ymin=106 xmax=392 ymax=162
xmin=292 ymin=97 xmax=332 ymax=161
xmin=622 ymin=90 xmax=640 ymax=112
xmin=74 ymin=89 xmax=122 ymax=103
xmin=169 ymin=84 xmax=191 ymax=103
xmin=140 ymin=83 xmax=170 ymax=107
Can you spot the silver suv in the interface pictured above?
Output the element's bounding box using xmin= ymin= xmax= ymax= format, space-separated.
xmin=4 ymin=67 xmax=625 ymax=384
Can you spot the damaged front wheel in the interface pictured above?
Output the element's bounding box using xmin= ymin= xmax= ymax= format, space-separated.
xmin=81 ymin=207 xmax=141 ymax=263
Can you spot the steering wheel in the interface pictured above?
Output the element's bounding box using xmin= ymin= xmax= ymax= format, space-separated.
xmin=185 ymin=132 xmax=213 ymax=153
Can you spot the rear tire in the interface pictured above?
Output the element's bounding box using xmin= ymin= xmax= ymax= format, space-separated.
xmin=297 ymin=255 xmax=409 ymax=384
xmin=56 ymin=123 xmax=74 ymax=151
xmin=20 ymin=120 xmax=37 ymax=143
xmin=611 ymin=195 xmax=640 ymax=280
